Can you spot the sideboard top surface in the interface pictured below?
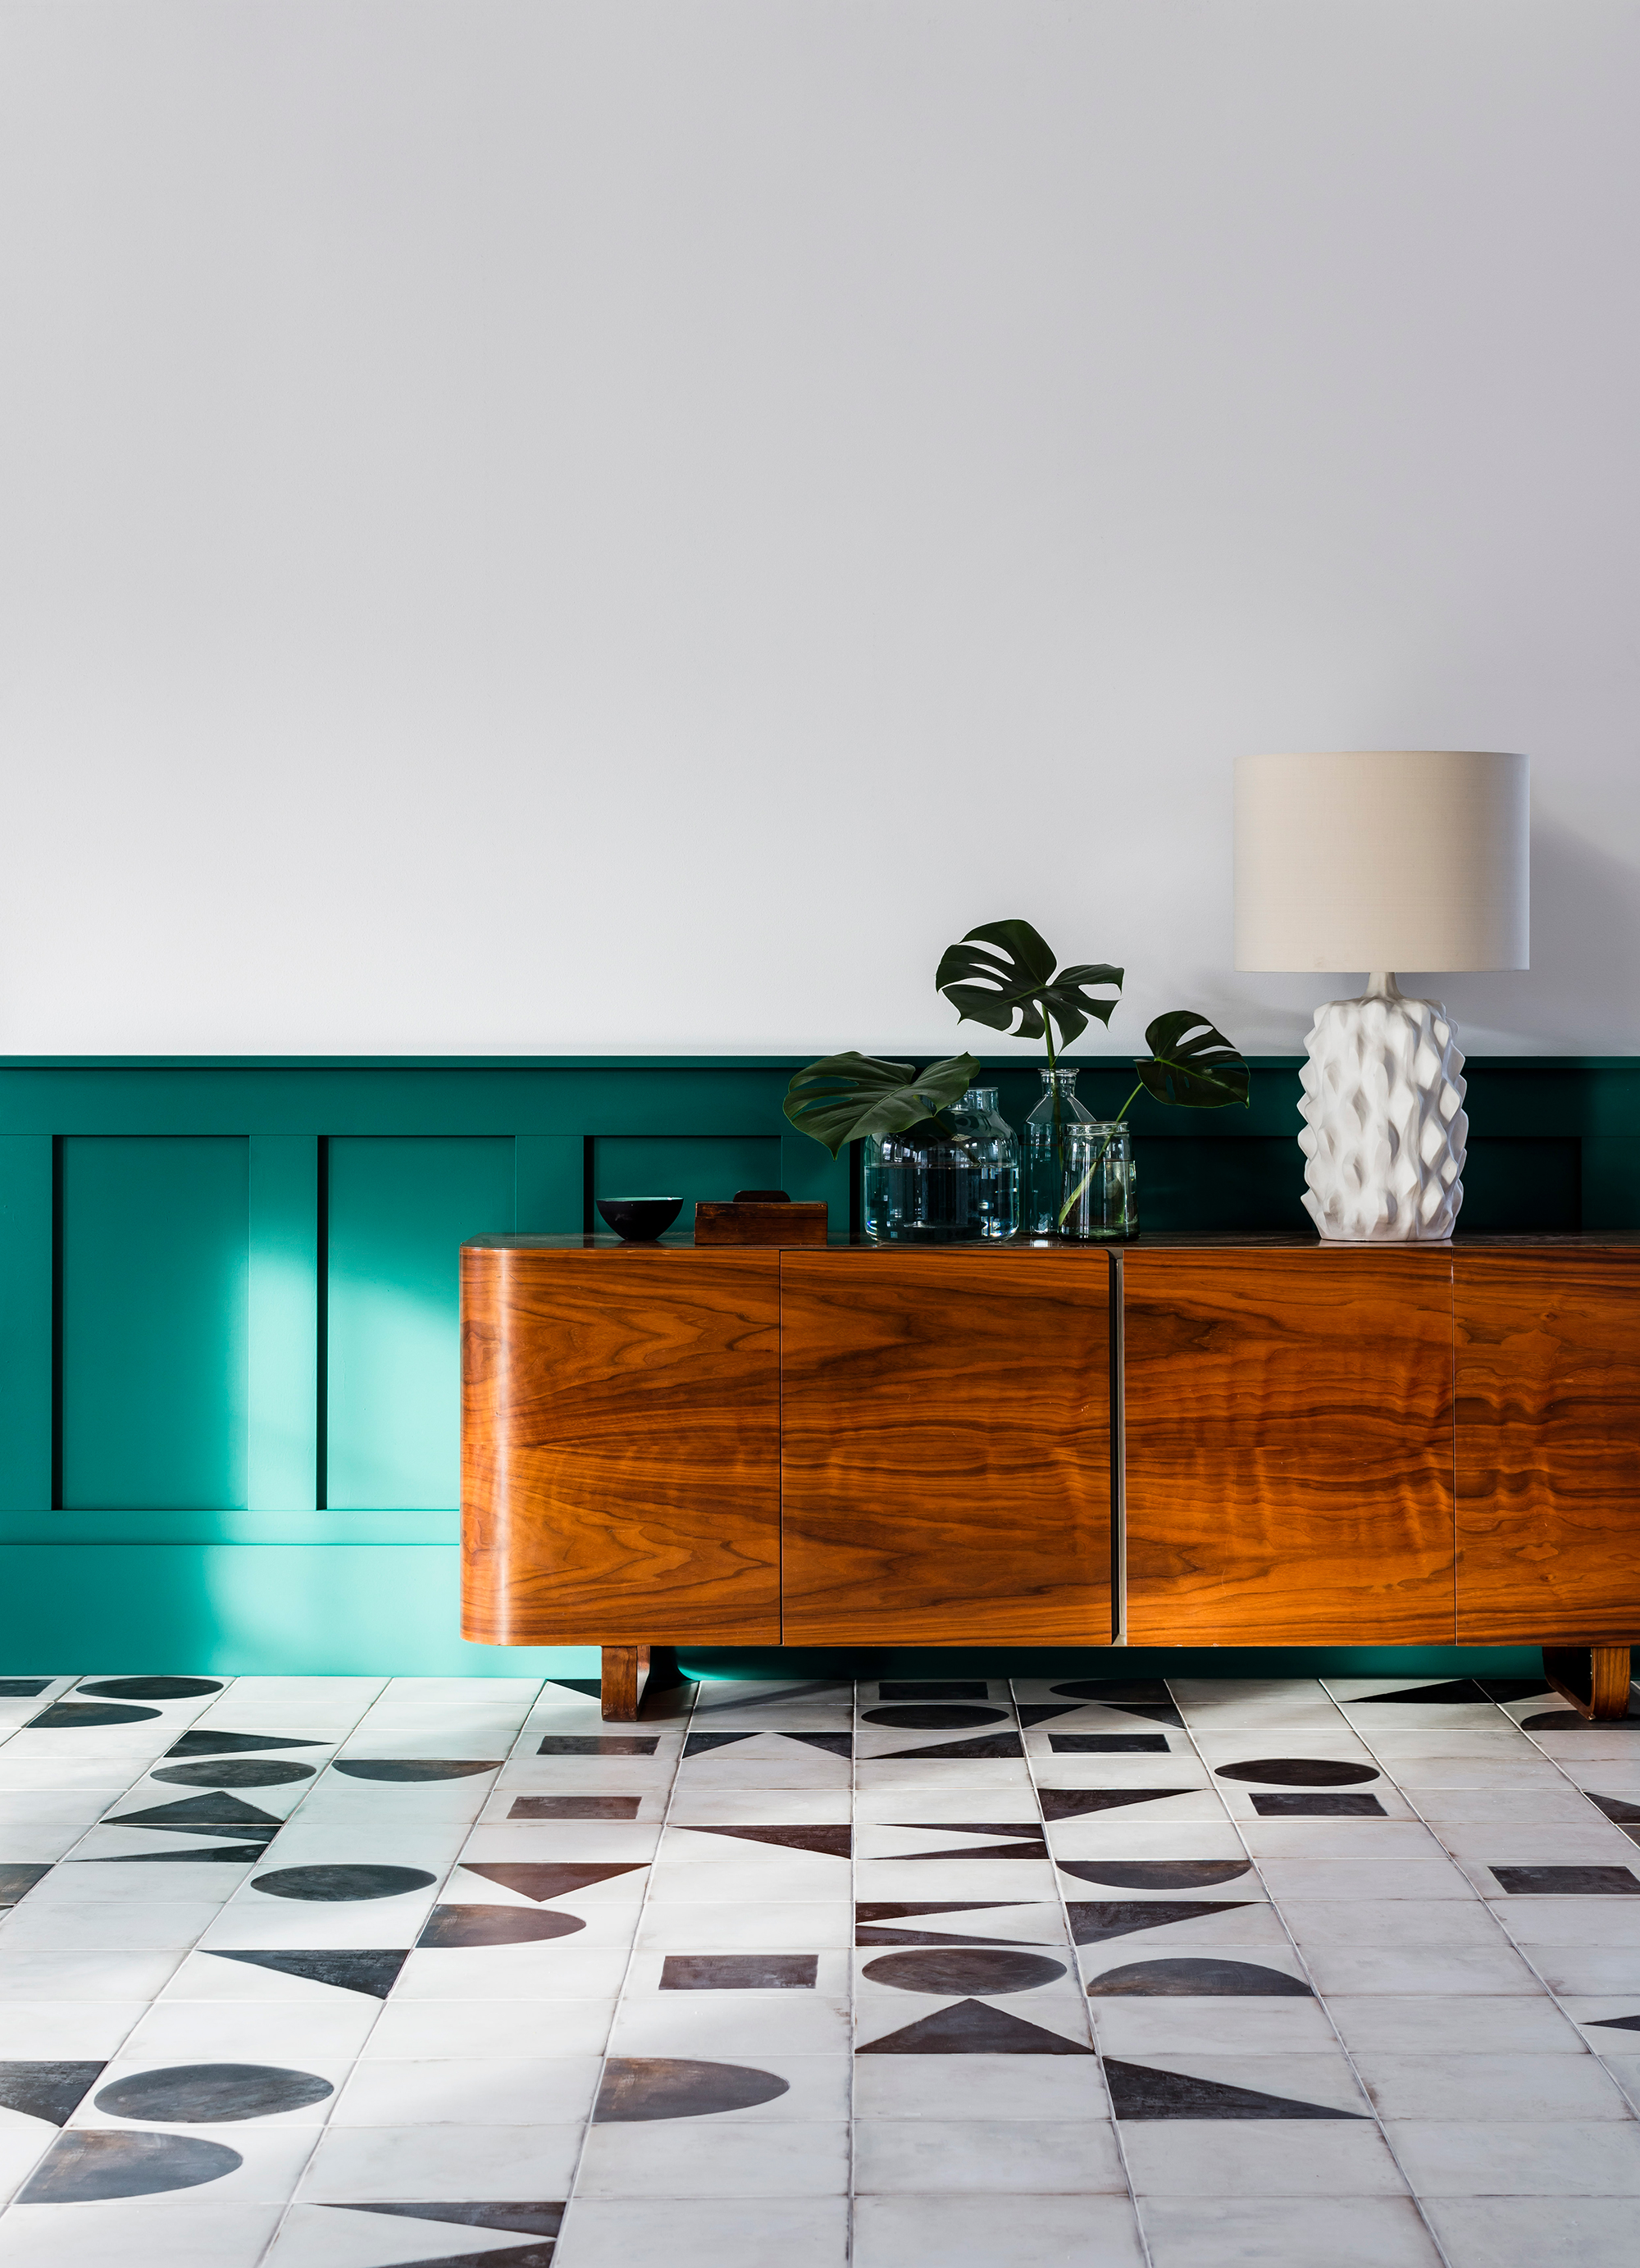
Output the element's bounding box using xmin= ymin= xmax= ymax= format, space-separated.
xmin=463 ymin=1231 xmax=1640 ymax=1255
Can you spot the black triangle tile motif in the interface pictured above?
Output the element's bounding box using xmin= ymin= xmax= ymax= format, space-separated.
xmin=166 ymin=1731 xmax=326 ymax=1757
xmin=1053 ymin=1679 xmax=1174 ymax=1706
xmin=858 ymin=1926 xmax=1033 ymax=1948
xmin=1068 ymin=1901 xmax=1256 ymax=1944
xmin=0 ymin=2061 xmax=106 ymax=2125
xmin=1050 ymin=1735 xmax=1169 ymax=1755
xmin=1589 ymin=1793 xmax=1640 ymax=1824
xmin=1018 ymin=1706 xmax=1081 ymax=1728
xmin=1348 ymin=1680 xmax=1491 ymax=1705
xmin=1040 ymin=1788 xmax=1193 ymax=1819
xmin=207 ymin=1948 xmax=409 ymax=1997
xmin=0 ymin=1864 xmax=52 ymax=1904
xmin=858 ymin=1997 xmax=1091 ymax=2054
xmin=1591 ymin=2013 xmax=1640 ymax=2033
xmin=107 ymin=1793 xmax=284 ymax=1831
xmin=1104 ymin=2056 xmax=1366 ymax=2120
xmin=76 ymin=1842 xmax=271 ymax=1865
xmin=882 ymin=1733 xmax=1024 ymax=1760
xmin=690 ymin=1823 xmax=851 ymax=1859
xmin=459 ymin=1862 xmax=647 ymax=1902
xmin=328 ymin=2200 xmax=564 ymax=2236
xmin=548 ymin=1678 xmax=604 ymax=1697
xmin=1491 ymin=1865 xmax=1640 ymax=1895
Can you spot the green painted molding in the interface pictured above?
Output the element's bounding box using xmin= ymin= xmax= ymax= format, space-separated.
xmin=0 ymin=1510 xmax=458 ymax=1544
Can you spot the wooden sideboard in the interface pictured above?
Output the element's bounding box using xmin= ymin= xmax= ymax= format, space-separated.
xmin=460 ymin=1232 xmax=1640 ymax=1719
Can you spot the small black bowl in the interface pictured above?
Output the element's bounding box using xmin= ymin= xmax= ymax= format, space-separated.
xmin=596 ymin=1195 xmax=683 ymax=1241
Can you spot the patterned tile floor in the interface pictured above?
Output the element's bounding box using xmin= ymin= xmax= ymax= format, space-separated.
xmin=3 ymin=1670 xmax=1640 ymax=2266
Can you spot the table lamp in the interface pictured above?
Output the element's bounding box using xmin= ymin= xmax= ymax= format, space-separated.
xmin=1235 ymin=750 xmax=1529 ymax=1241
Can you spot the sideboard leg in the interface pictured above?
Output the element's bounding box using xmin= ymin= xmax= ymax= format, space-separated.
xmin=601 ymin=1646 xmax=646 ymax=1722
xmin=1543 ymin=1645 xmax=1633 ymax=1722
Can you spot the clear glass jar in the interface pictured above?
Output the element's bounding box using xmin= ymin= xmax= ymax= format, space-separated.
xmin=944 ymin=1086 xmax=1021 ymax=1240
xmin=1024 ymin=1069 xmax=1096 ymax=1236
xmin=1058 ymin=1120 xmax=1137 ymax=1240
xmin=862 ymin=1126 xmax=981 ymax=1243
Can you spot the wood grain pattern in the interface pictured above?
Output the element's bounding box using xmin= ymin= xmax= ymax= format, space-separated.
xmin=461 ymin=1246 xmax=780 ymax=1646
xmin=1544 ymin=1646 xmax=1633 ymax=1721
xmin=779 ymin=1250 xmax=1113 ymax=1645
xmin=694 ymin=1203 xmax=827 ymax=1246
xmin=1456 ymin=1250 xmax=1640 ymax=1644
xmin=1124 ymin=1249 xmax=1457 ymax=1645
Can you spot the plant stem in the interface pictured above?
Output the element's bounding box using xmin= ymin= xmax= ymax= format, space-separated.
xmin=1056 ymin=1078 xmax=1145 ymax=1229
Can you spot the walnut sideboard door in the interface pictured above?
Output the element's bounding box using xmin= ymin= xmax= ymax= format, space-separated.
xmin=1456 ymin=1248 xmax=1640 ymax=1646
xmin=461 ymin=1246 xmax=781 ymax=1646
xmin=1124 ymin=1248 xmax=1457 ymax=1645
xmin=779 ymin=1249 xmax=1114 ymax=1646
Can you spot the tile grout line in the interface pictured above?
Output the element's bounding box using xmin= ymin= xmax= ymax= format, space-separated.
xmin=1170 ymin=1683 xmax=1460 ymax=2268
xmin=1344 ymin=1687 xmax=1640 ymax=2129
xmin=236 ymin=1674 xmax=472 ymax=2268
xmin=1017 ymin=1675 xmax=1158 ymax=2268
xmin=553 ymin=1672 xmax=698 ymax=2261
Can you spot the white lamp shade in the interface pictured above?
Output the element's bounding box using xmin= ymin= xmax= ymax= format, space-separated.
xmin=1234 ymin=750 xmax=1529 ymax=974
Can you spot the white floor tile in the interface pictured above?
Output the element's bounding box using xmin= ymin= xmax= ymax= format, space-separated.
xmin=297 ymin=2119 xmax=582 ymax=2197
xmin=854 ymin=2114 xmax=1125 ymax=2193
xmin=1139 ymin=2194 xmax=1443 ymax=2268
xmin=573 ymin=2119 xmax=848 ymax=2197
xmin=555 ymin=2195 xmax=850 ymax=2268
xmin=1122 ymin=2120 xmax=1410 ymax=2197
xmin=1382 ymin=2117 xmax=1640 ymax=2194
xmin=0 ymin=2201 xmax=286 ymax=2268
xmin=1423 ymin=2195 xmax=1640 ymax=2268
xmin=329 ymin=2053 xmax=604 ymax=2125
xmin=854 ymin=2192 xmax=1147 ymax=2266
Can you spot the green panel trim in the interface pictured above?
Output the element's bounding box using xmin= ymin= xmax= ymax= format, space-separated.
xmin=0 ymin=1135 xmax=52 ymax=1511
xmin=248 ymin=1136 xmax=320 ymax=1510
xmin=0 ymin=1509 xmax=458 ymax=1544
xmin=515 ymin=1136 xmax=582 ymax=1234
xmin=0 ymin=1542 xmax=595 ymax=1676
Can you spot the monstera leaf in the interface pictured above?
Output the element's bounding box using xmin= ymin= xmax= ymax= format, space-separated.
xmin=1135 ymin=1011 xmax=1249 ymax=1110
xmin=936 ymin=919 xmax=1123 ymax=1051
xmin=783 ymin=1051 xmax=981 ymax=1156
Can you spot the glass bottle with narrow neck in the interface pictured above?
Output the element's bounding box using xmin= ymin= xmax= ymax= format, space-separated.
xmin=1025 ymin=1069 xmax=1095 ymax=1236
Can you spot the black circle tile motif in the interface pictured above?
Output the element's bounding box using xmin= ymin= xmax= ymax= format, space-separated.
xmin=594 ymin=2057 xmax=790 ymax=2121
xmin=861 ymin=1706 xmax=1007 ymax=1730
xmin=417 ymin=1904 xmax=586 ymax=1947
xmin=154 ymin=1760 xmax=316 ymax=1789
xmin=1087 ymin=1956 xmax=1314 ymax=1997
xmin=332 ymin=1760 xmax=500 ymax=1782
xmin=1214 ymin=1758 xmax=1380 ymax=1787
xmin=26 ymin=1703 xmax=162 ymax=1728
xmin=862 ymin=1948 xmax=1066 ymax=1994
xmin=18 ymin=2131 xmax=242 ymax=2202
xmin=251 ymin=1864 xmax=435 ymax=1901
xmin=94 ymin=2062 xmax=334 ymax=2123
xmin=80 ymin=1677 xmax=224 ymax=1700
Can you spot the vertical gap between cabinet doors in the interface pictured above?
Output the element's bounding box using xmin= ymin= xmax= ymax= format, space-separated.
xmin=777 ymin=1250 xmax=785 ymax=1645
xmin=1109 ymin=1246 xmax=1126 ymax=1645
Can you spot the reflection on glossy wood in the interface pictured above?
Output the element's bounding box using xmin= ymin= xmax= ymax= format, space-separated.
xmin=780 ymin=1250 xmax=1113 ymax=1645
xmin=1456 ymin=1251 xmax=1640 ymax=1646
xmin=1124 ymin=1250 xmax=1456 ymax=1645
xmin=461 ymin=1248 xmax=780 ymax=1646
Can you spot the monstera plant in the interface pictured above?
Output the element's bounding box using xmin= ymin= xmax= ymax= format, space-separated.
xmin=784 ymin=916 xmax=1248 ymax=1232
xmin=934 ymin=919 xmax=1249 ymax=1225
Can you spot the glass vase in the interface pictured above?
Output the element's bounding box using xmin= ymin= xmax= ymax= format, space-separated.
xmin=1024 ymin=1069 xmax=1096 ymax=1236
xmin=862 ymin=1127 xmax=982 ymax=1243
xmin=1058 ymin=1121 xmax=1137 ymax=1240
xmin=944 ymin=1086 xmax=1021 ymax=1240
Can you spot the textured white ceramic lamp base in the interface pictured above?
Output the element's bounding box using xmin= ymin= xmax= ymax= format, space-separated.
xmin=1296 ymin=975 xmax=1469 ymax=1241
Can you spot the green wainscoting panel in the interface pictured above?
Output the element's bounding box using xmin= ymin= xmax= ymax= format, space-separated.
xmin=248 ymin=1136 xmax=320 ymax=1511
xmin=515 ymin=1135 xmax=583 ymax=1233
xmin=591 ymin=1135 xmax=782 ymax=1225
xmin=0 ymin=1136 xmax=52 ymax=1511
xmin=1 ymin=1054 xmax=1638 ymax=1673
xmin=60 ymin=1137 xmax=248 ymax=1511
xmin=325 ymin=1136 xmax=516 ymax=1510
xmin=0 ymin=1543 xmax=598 ymax=1677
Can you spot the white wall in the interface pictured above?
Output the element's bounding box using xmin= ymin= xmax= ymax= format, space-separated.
xmin=2 ymin=1 xmax=1638 ymax=1059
